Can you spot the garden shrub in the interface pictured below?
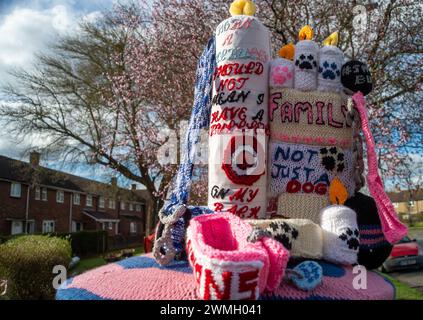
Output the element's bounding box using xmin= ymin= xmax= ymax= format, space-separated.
xmin=53 ymin=230 xmax=108 ymax=256
xmin=0 ymin=235 xmax=71 ymax=300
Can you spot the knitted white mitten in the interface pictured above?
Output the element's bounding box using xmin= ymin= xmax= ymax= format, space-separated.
xmin=320 ymin=205 xmax=360 ymax=265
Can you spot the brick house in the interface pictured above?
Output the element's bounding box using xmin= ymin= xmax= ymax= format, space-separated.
xmin=388 ymin=189 xmax=423 ymax=216
xmin=0 ymin=153 xmax=149 ymax=244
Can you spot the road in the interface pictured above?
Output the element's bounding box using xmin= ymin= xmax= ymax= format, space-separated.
xmin=389 ymin=229 xmax=423 ymax=293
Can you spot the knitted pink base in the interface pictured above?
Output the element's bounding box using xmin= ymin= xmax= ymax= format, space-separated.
xmin=57 ymin=253 xmax=395 ymax=300
xmin=186 ymin=212 xmax=289 ymax=300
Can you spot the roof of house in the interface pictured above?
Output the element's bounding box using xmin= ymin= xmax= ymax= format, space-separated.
xmin=387 ymin=189 xmax=423 ymax=203
xmin=83 ymin=209 xmax=120 ymax=222
xmin=0 ymin=155 xmax=147 ymax=203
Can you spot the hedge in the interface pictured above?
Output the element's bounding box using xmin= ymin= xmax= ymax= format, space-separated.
xmin=53 ymin=230 xmax=108 ymax=256
xmin=0 ymin=235 xmax=71 ymax=300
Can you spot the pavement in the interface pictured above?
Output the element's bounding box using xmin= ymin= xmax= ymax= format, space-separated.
xmin=388 ymin=229 xmax=423 ymax=293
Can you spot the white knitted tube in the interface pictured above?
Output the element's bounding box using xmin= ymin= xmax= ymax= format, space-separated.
xmin=209 ymin=15 xmax=270 ymax=219
xmin=320 ymin=205 xmax=360 ymax=265
xmin=317 ymin=45 xmax=344 ymax=93
xmin=246 ymin=218 xmax=323 ymax=259
xmin=270 ymin=58 xmax=294 ymax=88
xmin=294 ymin=40 xmax=319 ymax=91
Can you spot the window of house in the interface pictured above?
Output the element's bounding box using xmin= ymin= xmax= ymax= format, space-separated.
xmin=56 ymin=190 xmax=64 ymax=203
xmin=109 ymin=199 xmax=116 ymax=210
xmin=41 ymin=188 xmax=48 ymax=201
xmin=86 ymin=194 xmax=93 ymax=207
xmin=130 ymin=222 xmax=137 ymax=234
xmin=120 ymin=201 xmax=126 ymax=210
xmin=135 ymin=204 xmax=141 ymax=212
xmin=72 ymin=221 xmax=83 ymax=232
xmin=393 ymin=202 xmax=399 ymax=208
xmin=11 ymin=220 xmax=23 ymax=235
xmin=35 ymin=186 xmax=41 ymax=200
xmin=108 ymin=222 xmax=113 ymax=230
xmin=129 ymin=203 xmax=134 ymax=211
xmin=10 ymin=182 xmax=21 ymax=198
xmin=99 ymin=196 xmax=105 ymax=209
xmin=26 ymin=221 xmax=35 ymax=234
xmin=42 ymin=220 xmax=55 ymax=233
xmin=73 ymin=193 xmax=80 ymax=205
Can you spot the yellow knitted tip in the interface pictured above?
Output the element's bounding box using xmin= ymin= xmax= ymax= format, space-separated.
xmin=229 ymin=0 xmax=256 ymax=16
xmin=298 ymin=25 xmax=313 ymax=41
xmin=323 ymin=31 xmax=339 ymax=46
xmin=329 ymin=177 xmax=348 ymax=205
xmin=278 ymin=43 xmax=295 ymax=60
xmin=243 ymin=1 xmax=256 ymax=16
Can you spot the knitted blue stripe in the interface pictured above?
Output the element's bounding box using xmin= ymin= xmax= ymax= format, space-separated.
xmin=162 ymin=37 xmax=216 ymax=217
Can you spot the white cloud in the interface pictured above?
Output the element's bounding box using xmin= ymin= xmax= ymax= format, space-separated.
xmin=0 ymin=5 xmax=79 ymax=84
xmin=0 ymin=2 xmax=104 ymax=160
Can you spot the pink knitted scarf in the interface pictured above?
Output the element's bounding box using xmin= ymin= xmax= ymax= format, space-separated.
xmin=352 ymin=92 xmax=408 ymax=244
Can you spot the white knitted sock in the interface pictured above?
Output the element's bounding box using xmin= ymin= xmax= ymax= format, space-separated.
xmin=317 ymin=45 xmax=344 ymax=93
xmin=294 ymin=40 xmax=319 ymax=91
xmin=320 ymin=205 xmax=360 ymax=265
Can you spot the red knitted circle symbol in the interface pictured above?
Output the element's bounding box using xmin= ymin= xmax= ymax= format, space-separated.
xmin=221 ymin=134 xmax=265 ymax=186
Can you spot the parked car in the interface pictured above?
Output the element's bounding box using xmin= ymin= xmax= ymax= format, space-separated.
xmin=144 ymin=229 xmax=156 ymax=253
xmin=382 ymin=236 xmax=423 ymax=273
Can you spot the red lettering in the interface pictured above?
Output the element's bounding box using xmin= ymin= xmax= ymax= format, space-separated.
xmin=217 ymin=77 xmax=249 ymax=92
xmin=222 ymin=33 xmax=233 ymax=46
xmin=204 ymin=269 xmax=232 ymax=300
xmin=315 ymin=183 xmax=328 ymax=195
xmin=214 ymin=203 xmax=224 ymax=212
xmin=302 ymin=182 xmax=314 ymax=193
xmin=238 ymin=270 xmax=259 ymax=300
xmin=248 ymin=206 xmax=260 ymax=219
xmin=287 ymin=180 xmax=301 ymax=193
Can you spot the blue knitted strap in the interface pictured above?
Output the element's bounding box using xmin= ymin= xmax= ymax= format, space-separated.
xmin=161 ymin=37 xmax=216 ymax=217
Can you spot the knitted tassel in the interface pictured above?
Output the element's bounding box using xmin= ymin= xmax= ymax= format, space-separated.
xmin=352 ymin=92 xmax=408 ymax=244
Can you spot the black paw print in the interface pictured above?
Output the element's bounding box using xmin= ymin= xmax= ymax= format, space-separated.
xmin=295 ymin=54 xmax=317 ymax=70
xmin=319 ymin=61 xmax=341 ymax=80
xmin=320 ymin=147 xmax=345 ymax=173
xmin=339 ymin=228 xmax=360 ymax=251
xmin=268 ymin=222 xmax=299 ymax=250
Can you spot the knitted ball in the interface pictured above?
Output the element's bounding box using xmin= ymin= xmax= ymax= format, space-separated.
xmin=341 ymin=60 xmax=373 ymax=96
xmin=345 ymin=192 xmax=393 ymax=270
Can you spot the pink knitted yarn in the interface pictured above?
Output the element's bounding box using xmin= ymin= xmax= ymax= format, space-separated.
xmin=352 ymin=92 xmax=408 ymax=244
xmin=57 ymin=253 xmax=395 ymax=300
xmin=186 ymin=212 xmax=289 ymax=299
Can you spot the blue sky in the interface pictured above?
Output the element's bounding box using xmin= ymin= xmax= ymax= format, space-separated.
xmin=0 ymin=0 xmax=143 ymax=188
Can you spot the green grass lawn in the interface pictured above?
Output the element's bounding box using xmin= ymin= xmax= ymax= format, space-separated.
xmin=71 ymin=247 xmax=144 ymax=276
xmin=380 ymin=273 xmax=423 ymax=300
xmin=409 ymin=222 xmax=423 ymax=228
